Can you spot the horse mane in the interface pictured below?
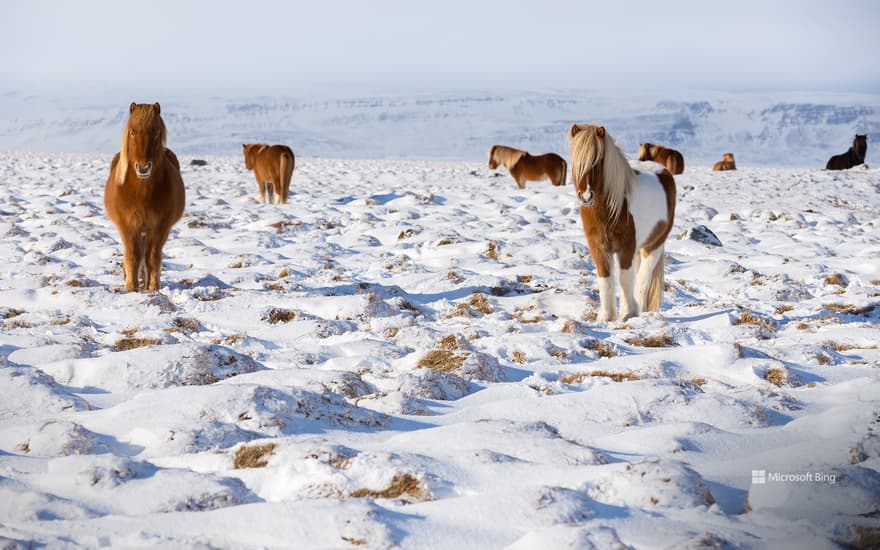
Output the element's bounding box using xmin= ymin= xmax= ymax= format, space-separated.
xmin=569 ymin=124 xmax=635 ymax=223
xmin=491 ymin=145 xmax=527 ymax=169
xmin=117 ymin=103 xmax=166 ymax=185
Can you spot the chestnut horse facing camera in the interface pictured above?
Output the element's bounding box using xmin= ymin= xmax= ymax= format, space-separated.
xmin=242 ymin=143 xmax=295 ymax=204
xmin=104 ymin=102 xmax=185 ymax=292
xmin=712 ymin=153 xmax=737 ymax=171
xmin=638 ymin=143 xmax=685 ymax=175
xmin=569 ymin=124 xmax=676 ymax=322
xmin=488 ymin=145 xmax=567 ymax=188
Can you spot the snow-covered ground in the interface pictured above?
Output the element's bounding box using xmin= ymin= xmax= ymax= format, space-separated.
xmin=0 ymin=152 xmax=879 ymax=548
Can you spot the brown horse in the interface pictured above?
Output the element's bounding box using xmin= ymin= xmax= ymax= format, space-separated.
xmin=569 ymin=124 xmax=676 ymax=322
xmin=488 ymin=145 xmax=567 ymax=188
xmin=826 ymin=135 xmax=867 ymax=170
xmin=242 ymin=144 xmax=295 ymax=204
xmin=104 ymin=103 xmax=185 ymax=292
xmin=638 ymin=143 xmax=685 ymax=175
xmin=712 ymin=153 xmax=737 ymax=171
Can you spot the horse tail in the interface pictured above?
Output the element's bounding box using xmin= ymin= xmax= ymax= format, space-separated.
xmin=279 ymin=150 xmax=294 ymax=204
xmin=646 ymin=246 xmax=666 ymax=312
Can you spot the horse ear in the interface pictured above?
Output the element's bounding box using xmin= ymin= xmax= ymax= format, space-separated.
xmin=597 ymin=126 xmax=606 ymax=138
xmin=568 ymin=124 xmax=582 ymax=138
xmin=130 ymin=102 xmax=137 ymax=113
xmin=153 ymin=103 xmax=161 ymax=114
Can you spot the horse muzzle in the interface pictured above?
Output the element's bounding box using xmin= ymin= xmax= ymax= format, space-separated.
xmin=134 ymin=161 xmax=153 ymax=179
xmin=578 ymin=190 xmax=595 ymax=207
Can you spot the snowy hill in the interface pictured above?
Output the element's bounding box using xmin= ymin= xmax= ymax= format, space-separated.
xmin=1 ymin=90 xmax=878 ymax=166
xmin=0 ymin=152 xmax=878 ymax=548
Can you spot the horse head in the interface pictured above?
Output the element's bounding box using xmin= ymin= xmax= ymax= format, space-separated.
xmin=487 ymin=146 xmax=499 ymax=169
xmin=118 ymin=102 xmax=166 ymax=184
xmin=638 ymin=143 xmax=653 ymax=162
xmin=854 ymin=135 xmax=868 ymax=161
xmin=569 ymin=124 xmax=606 ymax=207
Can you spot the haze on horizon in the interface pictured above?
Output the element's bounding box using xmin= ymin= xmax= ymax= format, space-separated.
xmin=1 ymin=0 xmax=878 ymax=98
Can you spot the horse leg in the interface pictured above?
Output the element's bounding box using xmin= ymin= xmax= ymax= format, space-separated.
xmin=147 ymin=226 xmax=172 ymax=291
xmin=120 ymin=230 xmax=143 ymax=292
xmin=511 ymin=168 xmax=525 ymax=189
xmin=273 ymin=180 xmax=283 ymax=205
xmin=588 ymin=247 xmax=616 ymax=322
xmin=618 ymin=258 xmax=638 ymax=321
xmin=258 ymin=181 xmax=267 ymax=204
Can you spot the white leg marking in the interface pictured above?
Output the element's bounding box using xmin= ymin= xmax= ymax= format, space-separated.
xmin=596 ymin=276 xmax=617 ymax=322
xmin=618 ymin=266 xmax=638 ymax=321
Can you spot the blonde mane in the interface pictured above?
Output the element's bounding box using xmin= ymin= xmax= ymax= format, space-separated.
xmin=117 ymin=103 xmax=167 ymax=185
xmin=568 ymin=124 xmax=635 ymax=223
xmin=490 ymin=145 xmax=527 ymax=170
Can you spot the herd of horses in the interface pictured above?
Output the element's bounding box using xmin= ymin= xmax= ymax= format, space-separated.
xmin=103 ymin=102 xmax=869 ymax=320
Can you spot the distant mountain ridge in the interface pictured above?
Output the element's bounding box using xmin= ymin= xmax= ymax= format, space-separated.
xmin=0 ymin=90 xmax=877 ymax=166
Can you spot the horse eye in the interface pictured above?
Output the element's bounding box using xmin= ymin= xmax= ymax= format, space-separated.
xmin=129 ymin=130 xmax=134 ymax=137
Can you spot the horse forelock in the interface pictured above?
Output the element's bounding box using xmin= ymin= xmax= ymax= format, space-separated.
xmin=570 ymin=125 xmax=633 ymax=223
xmin=116 ymin=104 xmax=166 ymax=185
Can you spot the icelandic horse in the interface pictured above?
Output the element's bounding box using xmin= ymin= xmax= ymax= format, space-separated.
xmin=638 ymin=143 xmax=685 ymax=175
xmin=242 ymin=144 xmax=295 ymax=204
xmin=568 ymin=124 xmax=676 ymax=322
xmin=825 ymin=135 xmax=867 ymax=170
xmin=104 ymin=102 xmax=185 ymax=292
xmin=488 ymin=145 xmax=567 ymax=188
xmin=712 ymin=153 xmax=737 ymax=171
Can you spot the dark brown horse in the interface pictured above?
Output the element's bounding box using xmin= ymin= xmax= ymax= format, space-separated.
xmin=569 ymin=124 xmax=676 ymax=322
xmin=826 ymin=135 xmax=867 ymax=170
xmin=242 ymin=144 xmax=295 ymax=204
xmin=638 ymin=143 xmax=685 ymax=175
xmin=104 ymin=103 xmax=185 ymax=292
xmin=488 ymin=145 xmax=567 ymax=188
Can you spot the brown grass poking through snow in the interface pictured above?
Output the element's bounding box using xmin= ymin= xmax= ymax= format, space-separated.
xmin=624 ymin=333 xmax=676 ymax=348
xmin=775 ymin=304 xmax=794 ymax=315
xmin=350 ymin=473 xmax=426 ymax=500
xmin=824 ymin=273 xmax=848 ymax=287
xmin=511 ymin=351 xmax=527 ymax=364
xmin=561 ymin=370 xmax=640 ymax=384
xmin=763 ymin=367 xmax=789 ymax=387
xmin=233 ymin=443 xmax=276 ymax=469
xmin=485 ymin=241 xmax=500 ymax=261
xmin=734 ymin=311 xmax=776 ymax=334
xmin=843 ymin=526 xmax=880 ymax=550
xmin=417 ymin=335 xmax=467 ymax=372
xmin=468 ymin=293 xmax=492 ymax=314
xmin=261 ymin=308 xmax=297 ymax=324
xmin=825 ymin=340 xmax=878 ymax=352
xmin=114 ymin=336 xmax=163 ymax=351
xmin=584 ymin=338 xmax=617 ymax=358
xmin=824 ymin=303 xmax=876 ymax=316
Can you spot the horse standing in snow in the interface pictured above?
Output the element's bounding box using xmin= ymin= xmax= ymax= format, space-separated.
xmin=826 ymin=135 xmax=868 ymax=170
xmin=104 ymin=102 xmax=185 ymax=292
xmin=488 ymin=145 xmax=567 ymax=188
xmin=712 ymin=153 xmax=737 ymax=171
xmin=638 ymin=143 xmax=685 ymax=175
xmin=568 ymin=124 xmax=676 ymax=322
xmin=242 ymin=143 xmax=296 ymax=204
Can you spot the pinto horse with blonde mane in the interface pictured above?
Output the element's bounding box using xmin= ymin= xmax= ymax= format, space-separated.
xmin=104 ymin=103 xmax=185 ymax=292
xmin=638 ymin=143 xmax=685 ymax=175
xmin=569 ymin=124 xmax=676 ymax=322
xmin=242 ymin=143 xmax=295 ymax=204
xmin=488 ymin=145 xmax=567 ymax=188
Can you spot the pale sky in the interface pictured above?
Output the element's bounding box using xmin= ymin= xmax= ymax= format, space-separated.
xmin=2 ymin=0 xmax=878 ymax=96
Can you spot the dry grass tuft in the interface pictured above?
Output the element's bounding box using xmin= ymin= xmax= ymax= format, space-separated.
xmin=690 ymin=377 xmax=708 ymax=387
xmin=2 ymin=308 xmax=25 ymax=319
xmin=342 ymin=537 xmax=368 ymax=546
xmin=624 ymin=333 xmax=676 ymax=348
xmin=826 ymin=340 xmax=877 ymax=352
xmin=277 ymin=268 xmax=290 ymax=279
xmin=824 ymin=303 xmax=875 ymax=316
xmin=114 ymin=336 xmax=163 ymax=351
xmin=763 ymin=367 xmax=789 ymax=387
xmin=775 ymin=304 xmax=794 ymax=315
xmin=468 ymin=293 xmax=492 ymax=314
xmin=350 ymin=473 xmax=426 ymax=500
xmin=417 ymin=350 xmax=465 ymax=372
xmin=485 ymin=241 xmax=500 ymax=261
xmin=261 ymin=308 xmax=297 ymax=324
xmin=824 ymin=273 xmax=848 ymax=287
xmin=816 ymin=353 xmax=833 ymax=365
xmin=561 ymin=370 xmax=640 ymax=384
xmin=437 ymin=237 xmax=457 ymax=246
xmin=171 ymin=317 xmax=202 ymax=334
xmin=233 ymin=443 xmax=276 ymax=469
xmin=583 ymin=338 xmax=617 ymax=358
xmin=511 ymin=351 xmax=527 ymax=364
xmin=734 ymin=311 xmax=776 ymax=334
